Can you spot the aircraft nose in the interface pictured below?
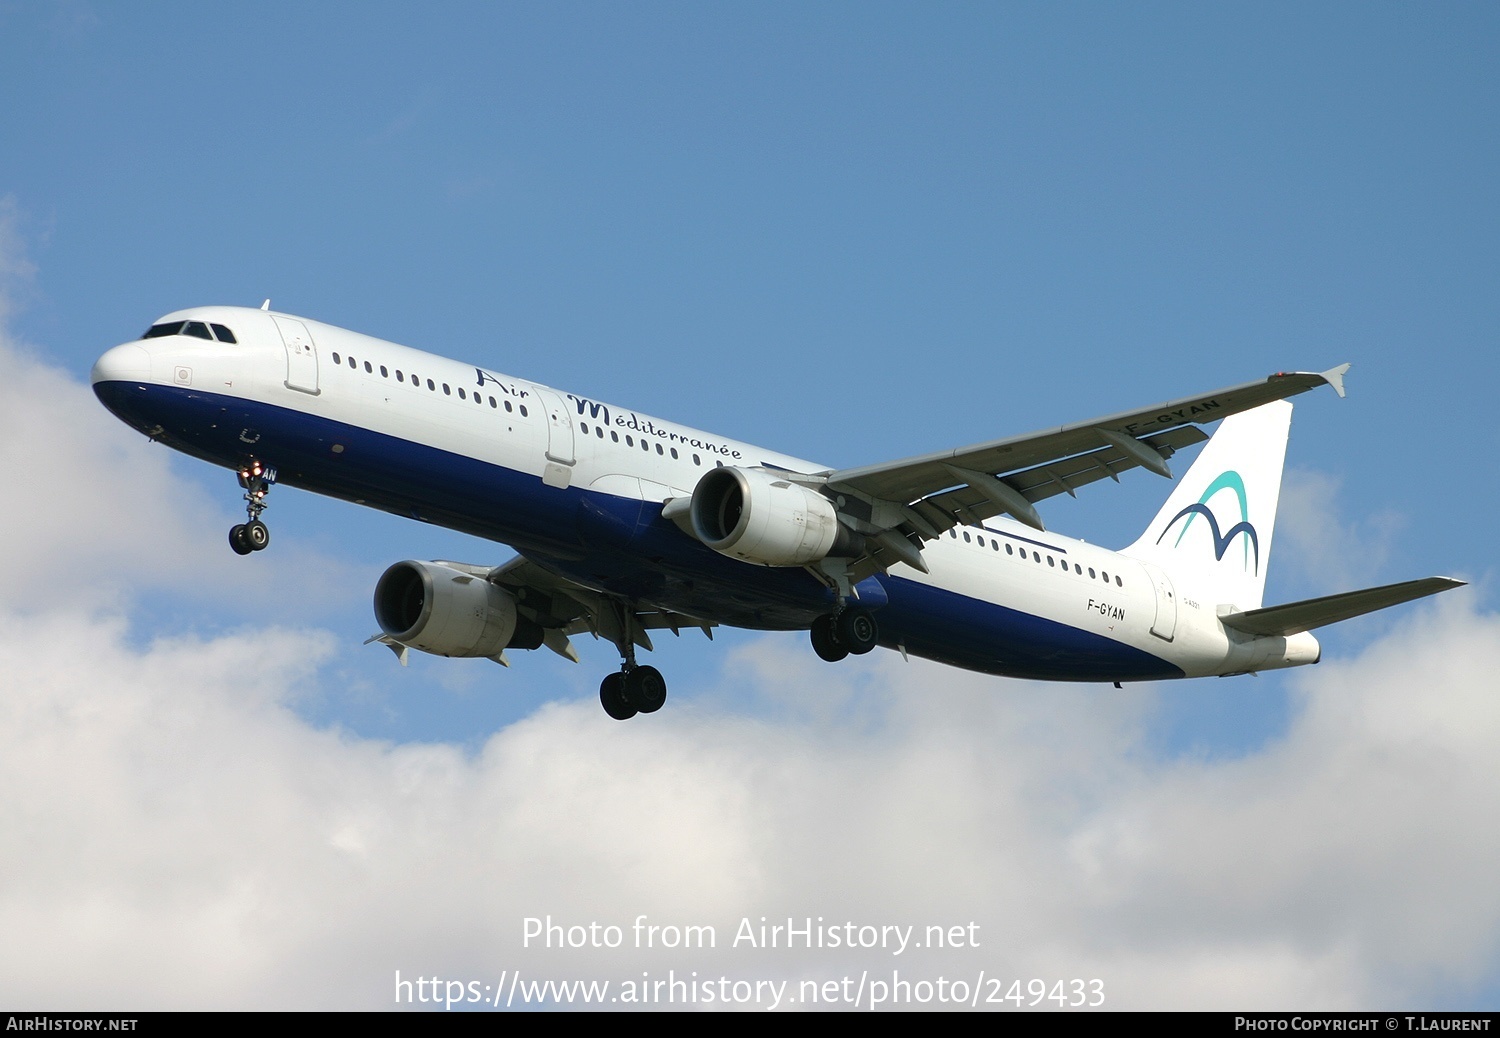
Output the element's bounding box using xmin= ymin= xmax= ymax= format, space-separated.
xmin=91 ymin=343 xmax=151 ymax=385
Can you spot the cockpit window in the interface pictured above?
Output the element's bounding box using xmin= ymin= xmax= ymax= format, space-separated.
xmin=141 ymin=320 xmax=239 ymax=343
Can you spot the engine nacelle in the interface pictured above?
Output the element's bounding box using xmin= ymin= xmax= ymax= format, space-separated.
xmin=374 ymin=560 xmax=522 ymax=658
xmin=689 ymin=466 xmax=860 ymax=566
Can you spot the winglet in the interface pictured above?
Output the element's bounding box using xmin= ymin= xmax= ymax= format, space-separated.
xmin=1321 ymin=362 xmax=1351 ymax=399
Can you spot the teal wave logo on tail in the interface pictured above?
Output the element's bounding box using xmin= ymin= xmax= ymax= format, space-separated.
xmin=1156 ymin=470 xmax=1260 ymax=574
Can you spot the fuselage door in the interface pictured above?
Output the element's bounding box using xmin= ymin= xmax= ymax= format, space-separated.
xmin=1142 ymin=561 xmax=1178 ymax=641
xmin=535 ymin=387 xmax=576 ymax=466
xmin=273 ymin=316 xmax=320 ymax=395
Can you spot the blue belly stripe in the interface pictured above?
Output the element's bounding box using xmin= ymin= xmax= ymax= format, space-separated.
xmin=95 ymin=380 xmax=1181 ymax=682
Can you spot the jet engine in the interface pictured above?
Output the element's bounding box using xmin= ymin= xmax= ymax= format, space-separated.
xmin=689 ymin=466 xmax=862 ymax=566
xmin=374 ymin=560 xmax=539 ymax=658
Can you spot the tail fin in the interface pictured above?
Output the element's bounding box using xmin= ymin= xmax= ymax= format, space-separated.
xmin=1122 ymin=400 xmax=1292 ymax=610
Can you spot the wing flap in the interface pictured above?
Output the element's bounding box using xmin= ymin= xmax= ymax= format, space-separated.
xmin=1219 ymin=577 xmax=1465 ymax=637
xmin=485 ymin=555 xmax=717 ymax=657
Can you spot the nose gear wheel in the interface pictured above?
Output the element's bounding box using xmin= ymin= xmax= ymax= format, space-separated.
xmin=229 ymin=463 xmax=276 ymax=555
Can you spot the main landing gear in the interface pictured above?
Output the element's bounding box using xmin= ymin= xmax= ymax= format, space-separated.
xmin=810 ymin=605 xmax=879 ymax=662
xmin=595 ymin=602 xmax=670 ymax=721
xmin=229 ymin=462 xmax=276 ymax=556
xmin=599 ymin=665 xmax=667 ymax=721
xmin=598 ymin=635 xmax=668 ymax=721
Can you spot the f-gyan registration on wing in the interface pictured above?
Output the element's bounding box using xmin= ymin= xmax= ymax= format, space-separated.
xmin=92 ymin=304 xmax=1464 ymax=718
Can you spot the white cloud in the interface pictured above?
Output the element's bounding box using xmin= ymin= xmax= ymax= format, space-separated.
xmin=2 ymin=590 xmax=1496 ymax=1009
xmin=1273 ymin=466 xmax=1405 ymax=596
xmin=0 ymin=196 xmax=38 ymax=318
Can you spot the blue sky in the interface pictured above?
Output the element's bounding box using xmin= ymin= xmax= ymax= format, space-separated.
xmin=1 ymin=2 xmax=1497 ymax=1010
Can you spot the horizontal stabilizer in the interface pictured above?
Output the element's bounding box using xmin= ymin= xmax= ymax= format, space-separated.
xmin=1220 ymin=576 xmax=1466 ymax=637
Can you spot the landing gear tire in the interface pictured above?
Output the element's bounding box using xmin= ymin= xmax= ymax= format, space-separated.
xmin=228 ymin=461 xmax=276 ymax=556
xmin=229 ymin=524 xmax=254 ymax=556
xmin=245 ymin=520 xmax=270 ymax=551
xmin=836 ymin=607 xmax=879 ymax=655
xmin=624 ymin=665 xmax=667 ymax=714
xmin=600 ymin=673 xmax=637 ymax=720
xmin=811 ymin=615 xmax=849 ymax=662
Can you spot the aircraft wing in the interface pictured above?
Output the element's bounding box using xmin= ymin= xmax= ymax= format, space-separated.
xmin=485 ymin=557 xmax=716 ymax=657
xmin=823 ymin=365 xmax=1349 ymax=539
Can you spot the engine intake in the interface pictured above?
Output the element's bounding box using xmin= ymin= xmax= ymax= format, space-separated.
xmin=374 ymin=560 xmax=526 ymax=658
xmin=689 ymin=466 xmax=861 ymax=566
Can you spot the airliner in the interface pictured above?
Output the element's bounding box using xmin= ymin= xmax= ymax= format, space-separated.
xmin=91 ymin=304 xmax=1463 ymax=719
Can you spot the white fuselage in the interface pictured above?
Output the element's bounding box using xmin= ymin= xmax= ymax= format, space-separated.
xmin=92 ymin=305 xmax=1319 ymax=684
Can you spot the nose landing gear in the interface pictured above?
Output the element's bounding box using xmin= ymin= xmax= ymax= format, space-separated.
xmin=229 ymin=462 xmax=276 ymax=555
